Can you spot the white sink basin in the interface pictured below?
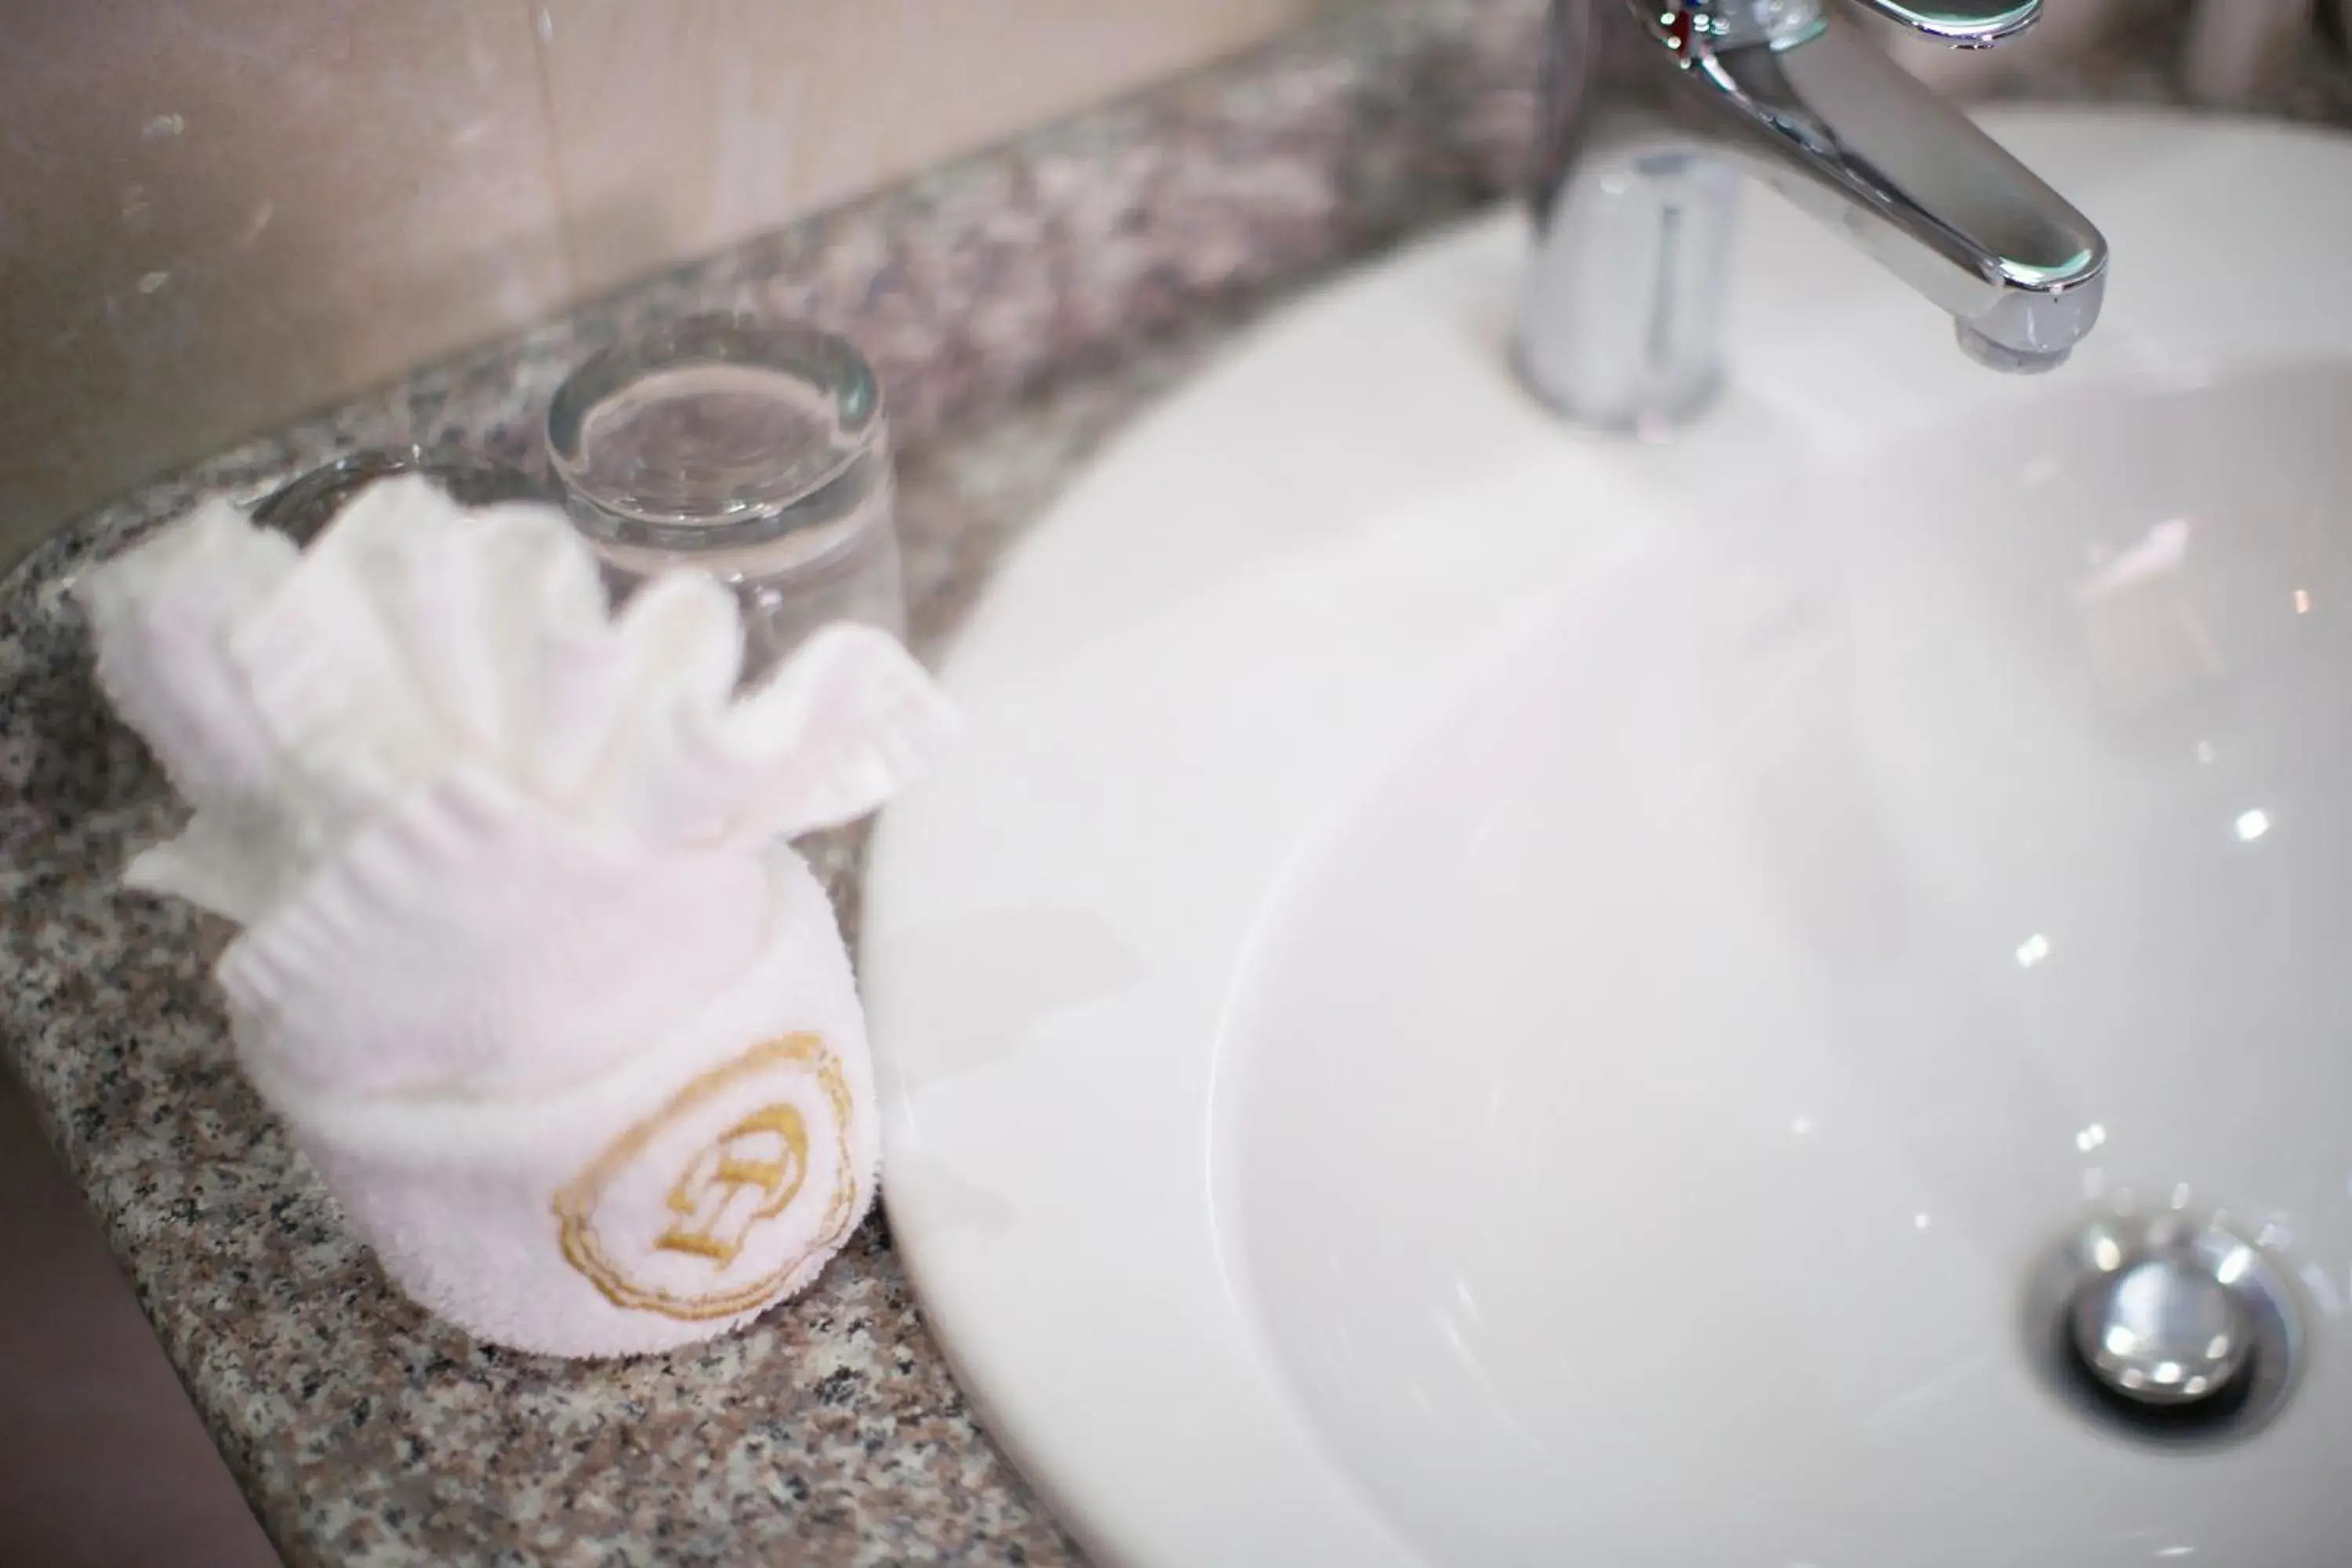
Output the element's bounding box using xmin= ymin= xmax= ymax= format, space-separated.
xmin=865 ymin=111 xmax=2352 ymax=1566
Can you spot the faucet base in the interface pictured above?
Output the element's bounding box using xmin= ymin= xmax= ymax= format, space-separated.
xmin=1515 ymin=149 xmax=1740 ymax=437
xmin=1511 ymin=343 xmax=1725 ymax=441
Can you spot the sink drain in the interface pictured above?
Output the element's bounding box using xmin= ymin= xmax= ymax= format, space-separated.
xmin=2027 ymin=1211 xmax=2303 ymax=1446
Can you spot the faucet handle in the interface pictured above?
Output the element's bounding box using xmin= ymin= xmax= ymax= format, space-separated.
xmin=1846 ymin=0 xmax=2038 ymax=45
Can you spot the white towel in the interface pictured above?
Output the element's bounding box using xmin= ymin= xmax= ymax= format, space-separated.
xmin=255 ymin=848 xmax=878 ymax=1359
xmin=80 ymin=475 xmax=953 ymax=1355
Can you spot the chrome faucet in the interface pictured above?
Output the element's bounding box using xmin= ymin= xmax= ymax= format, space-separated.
xmin=1516 ymin=0 xmax=2108 ymax=434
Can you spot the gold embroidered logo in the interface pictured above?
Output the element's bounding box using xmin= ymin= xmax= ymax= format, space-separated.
xmin=653 ymin=1104 xmax=810 ymax=1265
xmin=554 ymin=1033 xmax=862 ymax=1323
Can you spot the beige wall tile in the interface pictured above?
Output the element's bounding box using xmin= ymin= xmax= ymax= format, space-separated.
xmin=537 ymin=0 xmax=1318 ymax=298
xmin=0 ymin=0 xmax=567 ymax=568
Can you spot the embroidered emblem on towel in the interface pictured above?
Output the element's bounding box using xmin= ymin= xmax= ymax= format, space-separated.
xmin=554 ymin=1034 xmax=860 ymax=1322
xmin=654 ymin=1104 xmax=811 ymax=1265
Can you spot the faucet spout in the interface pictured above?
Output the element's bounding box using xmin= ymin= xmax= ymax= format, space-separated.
xmin=1515 ymin=0 xmax=2108 ymax=432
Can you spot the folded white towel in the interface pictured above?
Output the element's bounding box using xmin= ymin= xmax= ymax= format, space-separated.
xmin=216 ymin=763 xmax=776 ymax=1099
xmin=256 ymin=848 xmax=877 ymax=1359
xmin=80 ymin=474 xmax=953 ymax=1355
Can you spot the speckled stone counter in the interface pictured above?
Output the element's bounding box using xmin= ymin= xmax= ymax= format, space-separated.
xmin=2 ymin=2 xmax=2347 ymax=1563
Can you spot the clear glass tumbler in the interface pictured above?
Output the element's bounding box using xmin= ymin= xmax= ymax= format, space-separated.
xmin=545 ymin=315 xmax=906 ymax=682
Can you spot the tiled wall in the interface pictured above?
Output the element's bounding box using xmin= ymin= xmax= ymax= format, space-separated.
xmin=0 ymin=0 xmax=1324 ymax=568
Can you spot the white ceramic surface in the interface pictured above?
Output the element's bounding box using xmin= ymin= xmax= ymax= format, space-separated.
xmin=865 ymin=112 xmax=2352 ymax=1566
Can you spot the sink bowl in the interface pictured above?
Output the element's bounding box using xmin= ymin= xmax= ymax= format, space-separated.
xmin=865 ymin=112 xmax=2352 ymax=1566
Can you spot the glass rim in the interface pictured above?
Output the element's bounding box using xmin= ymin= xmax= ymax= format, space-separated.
xmin=544 ymin=313 xmax=886 ymax=554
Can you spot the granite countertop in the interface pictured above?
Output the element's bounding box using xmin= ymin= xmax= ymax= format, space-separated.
xmin=3 ymin=3 xmax=2348 ymax=1564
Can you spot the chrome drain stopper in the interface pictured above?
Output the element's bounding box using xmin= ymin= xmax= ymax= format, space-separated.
xmin=2028 ymin=1211 xmax=2303 ymax=1446
xmin=2071 ymin=1255 xmax=2251 ymax=1405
